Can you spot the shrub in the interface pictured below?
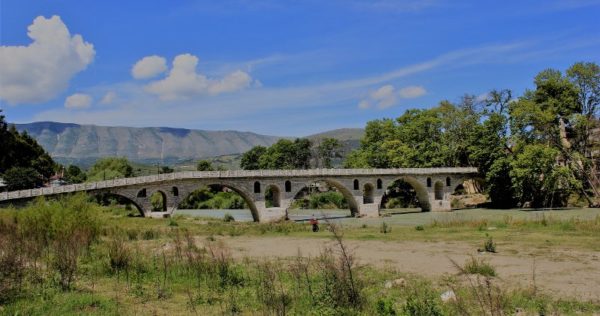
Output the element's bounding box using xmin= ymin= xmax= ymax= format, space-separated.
xmin=376 ymin=297 xmax=397 ymax=315
xmin=415 ymin=225 xmax=424 ymax=231
xmin=142 ymin=229 xmax=159 ymax=240
xmin=462 ymin=257 xmax=496 ymax=277
xmin=402 ymin=286 xmax=443 ymax=316
xmin=380 ymin=222 xmax=391 ymax=234
xmin=483 ymin=236 xmax=496 ymax=253
xmin=223 ymin=213 xmax=235 ymax=222
xmin=108 ymin=236 xmax=130 ymax=274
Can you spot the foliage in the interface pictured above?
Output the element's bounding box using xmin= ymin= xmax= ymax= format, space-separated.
xmin=2 ymin=166 xmax=42 ymax=190
xmin=242 ymin=138 xmax=313 ymax=170
xmin=316 ymin=137 xmax=342 ymax=168
xmin=196 ymin=159 xmax=214 ymax=171
xmin=87 ymin=157 xmax=134 ymax=181
xmin=462 ymin=257 xmax=497 ymax=277
xmin=178 ymin=185 xmax=248 ymax=210
xmin=240 ymin=145 xmax=267 ymax=170
xmin=0 ymin=110 xmax=57 ymax=185
xmin=345 ymin=62 xmax=600 ymax=207
xmin=64 ymin=165 xmax=87 ymax=184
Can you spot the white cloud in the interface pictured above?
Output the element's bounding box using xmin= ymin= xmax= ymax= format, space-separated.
xmin=144 ymin=54 xmax=254 ymax=100
xmin=398 ymin=85 xmax=426 ymax=98
xmin=0 ymin=15 xmax=95 ymax=105
xmin=100 ymin=91 xmax=117 ymax=104
xmin=131 ymin=55 xmax=167 ymax=79
xmin=64 ymin=93 xmax=92 ymax=109
xmin=359 ymin=84 xmax=426 ymax=109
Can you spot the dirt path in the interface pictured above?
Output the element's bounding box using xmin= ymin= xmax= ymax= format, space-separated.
xmin=220 ymin=236 xmax=600 ymax=301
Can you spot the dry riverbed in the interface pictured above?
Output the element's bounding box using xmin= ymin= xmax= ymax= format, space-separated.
xmin=222 ymin=236 xmax=600 ymax=301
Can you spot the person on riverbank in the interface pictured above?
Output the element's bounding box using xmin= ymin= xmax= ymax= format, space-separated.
xmin=309 ymin=215 xmax=319 ymax=232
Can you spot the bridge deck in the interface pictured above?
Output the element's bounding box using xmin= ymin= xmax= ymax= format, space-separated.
xmin=0 ymin=167 xmax=477 ymax=201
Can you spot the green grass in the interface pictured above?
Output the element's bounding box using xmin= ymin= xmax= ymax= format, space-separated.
xmin=1 ymin=197 xmax=600 ymax=315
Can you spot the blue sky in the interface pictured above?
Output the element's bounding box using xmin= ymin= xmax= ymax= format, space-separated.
xmin=1 ymin=0 xmax=599 ymax=136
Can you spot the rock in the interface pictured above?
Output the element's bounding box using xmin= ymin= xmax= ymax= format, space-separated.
xmin=440 ymin=290 xmax=456 ymax=303
xmin=384 ymin=278 xmax=406 ymax=289
xmin=392 ymin=278 xmax=406 ymax=287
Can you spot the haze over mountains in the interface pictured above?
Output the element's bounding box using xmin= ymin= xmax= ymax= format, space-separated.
xmin=15 ymin=122 xmax=364 ymax=167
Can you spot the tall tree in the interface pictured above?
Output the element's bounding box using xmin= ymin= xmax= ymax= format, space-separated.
xmin=240 ymin=146 xmax=267 ymax=170
xmin=316 ymin=138 xmax=342 ymax=168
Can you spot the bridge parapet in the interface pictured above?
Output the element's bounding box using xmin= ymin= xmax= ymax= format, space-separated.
xmin=0 ymin=167 xmax=478 ymax=208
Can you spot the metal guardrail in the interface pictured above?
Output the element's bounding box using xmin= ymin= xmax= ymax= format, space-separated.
xmin=0 ymin=167 xmax=477 ymax=201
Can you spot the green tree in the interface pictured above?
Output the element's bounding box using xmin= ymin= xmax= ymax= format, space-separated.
xmin=240 ymin=146 xmax=267 ymax=170
xmin=258 ymin=139 xmax=312 ymax=169
xmin=3 ymin=167 xmax=42 ymax=191
xmin=196 ymin=160 xmax=214 ymax=171
xmin=87 ymin=157 xmax=133 ymax=181
xmin=510 ymin=144 xmax=581 ymax=207
xmin=316 ymin=138 xmax=342 ymax=168
xmin=64 ymin=165 xmax=87 ymax=184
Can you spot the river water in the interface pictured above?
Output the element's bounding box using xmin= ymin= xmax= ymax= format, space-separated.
xmin=175 ymin=209 xmax=352 ymax=222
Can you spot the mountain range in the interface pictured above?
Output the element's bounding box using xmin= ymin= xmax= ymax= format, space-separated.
xmin=15 ymin=122 xmax=364 ymax=168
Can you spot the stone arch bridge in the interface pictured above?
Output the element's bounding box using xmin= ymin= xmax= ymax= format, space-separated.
xmin=0 ymin=168 xmax=477 ymax=222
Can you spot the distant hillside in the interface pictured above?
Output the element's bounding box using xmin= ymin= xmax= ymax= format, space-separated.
xmin=15 ymin=122 xmax=281 ymax=167
xmin=14 ymin=122 xmax=365 ymax=168
xmin=306 ymin=128 xmax=364 ymax=142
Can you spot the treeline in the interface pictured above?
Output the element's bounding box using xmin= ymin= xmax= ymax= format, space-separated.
xmin=239 ymin=62 xmax=599 ymax=208
xmin=0 ymin=110 xmax=56 ymax=190
xmin=345 ymin=62 xmax=599 ymax=208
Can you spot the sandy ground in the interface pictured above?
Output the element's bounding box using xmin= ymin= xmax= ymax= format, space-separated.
xmin=221 ymin=236 xmax=600 ymax=301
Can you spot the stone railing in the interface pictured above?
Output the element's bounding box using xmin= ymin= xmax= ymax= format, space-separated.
xmin=0 ymin=167 xmax=477 ymax=201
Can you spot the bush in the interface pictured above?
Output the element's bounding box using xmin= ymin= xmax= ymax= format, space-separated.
xmin=380 ymin=222 xmax=391 ymax=234
xmin=462 ymin=257 xmax=496 ymax=277
xmin=402 ymin=286 xmax=443 ymax=316
xmin=223 ymin=213 xmax=235 ymax=222
xmin=483 ymin=236 xmax=496 ymax=253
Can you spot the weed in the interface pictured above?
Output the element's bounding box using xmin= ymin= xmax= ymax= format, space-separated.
xmin=380 ymin=221 xmax=391 ymax=234
xmin=462 ymin=256 xmax=497 ymax=277
xmin=223 ymin=213 xmax=235 ymax=222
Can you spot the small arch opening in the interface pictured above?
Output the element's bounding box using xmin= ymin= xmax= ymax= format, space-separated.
xmin=353 ymin=179 xmax=359 ymax=190
xmin=172 ymin=186 xmax=179 ymax=196
xmin=265 ymin=185 xmax=281 ymax=208
xmin=150 ymin=191 xmax=167 ymax=212
xmin=446 ymin=177 xmax=451 ymax=187
xmin=434 ymin=181 xmax=444 ymax=200
xmin=285 ymin=180 xmax=292 ymax=192
xmin=377 ymin=178 xmax=383 ymax=190
xmin=254 ymin=181 xmax=261 ymax=194
xmin=427 ymin=177 xmax=432 ymax=188
xmin=363 ymin=183 xmax=374 ymax=204
xmin=137 ymin=188 xmax=147 ymax=198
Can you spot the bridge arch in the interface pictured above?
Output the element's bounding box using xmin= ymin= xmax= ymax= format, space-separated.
xmin=289 ymin=178 xmax=359 ymax=217
xmin=434 ymin=181 xmax=444 ymax=200
xmin=178 ymin=181 xmax=261 ymax=222
xmin=92 ymin=191 xmax=145 ymax=217
xmin=265 ymin=184 xmax=281 ymax=208
xmin=381 ymin=176 xmax=431 ymax=212
xmin=150 ymin=190 xmax=168 ymax=212
xmin=363 ymin=183 xmax=374 ymax=204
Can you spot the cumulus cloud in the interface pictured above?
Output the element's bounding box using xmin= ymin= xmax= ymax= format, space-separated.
xmin=0 ymin=15 xmax=95 ymax=105
xmin=100 ymin=91 xmax=117 ymax=104
xmin=358 ymin=84 xmax=426 ymax=109
xmin=144 ymin=54 xmax=254 ymax=100
xmin=64 ymin=93 xmax=92 ymax=109
xmin=131 ymin=55 xmax=167 ymax=79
